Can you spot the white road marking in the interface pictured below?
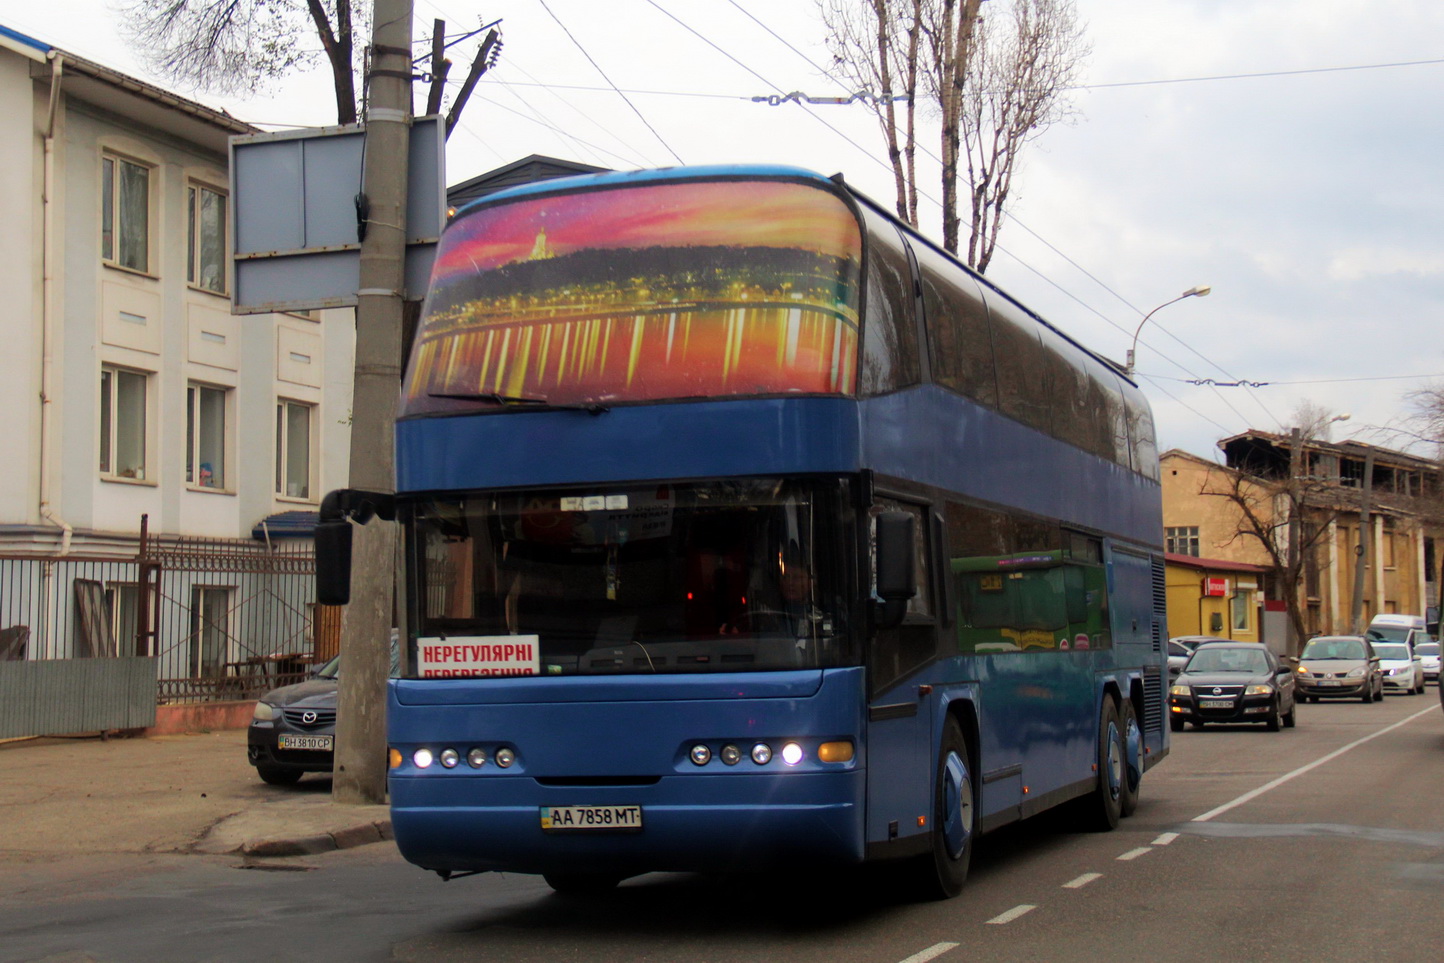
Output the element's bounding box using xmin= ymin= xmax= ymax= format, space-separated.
xmin=1116 ymin=847 xmax=1152 ymax=861
xmin=897 ymin=942 xmax=959 ymax=963
xmin=1152 ymin=832 xmax=1180 ymax=846
xmin=986 ymin=904 xmax=1037 ymax=925
xmin=1062 ymin=872 xmax=1103 ymax=889
xmin=1192 ymin=703 xmax=1440 ymax=823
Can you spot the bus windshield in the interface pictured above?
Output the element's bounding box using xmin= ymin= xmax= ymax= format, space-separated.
xmin=409 ymin=477 xmax=855 ymax=676
xmin=402 ymin=178 xmax=863 ymax=417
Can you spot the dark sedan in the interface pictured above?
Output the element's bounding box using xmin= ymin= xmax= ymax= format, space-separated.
xmin=1168 ymin=642 xmax=1297 ymax=732
xmin=247 ymin=636 xmax=398 ymax=785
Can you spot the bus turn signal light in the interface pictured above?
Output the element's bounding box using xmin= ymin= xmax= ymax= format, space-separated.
xmin=388 ymin=748 xmax=403 ymax=769
xmin=817 ymin=741 xmax=854 ymax=763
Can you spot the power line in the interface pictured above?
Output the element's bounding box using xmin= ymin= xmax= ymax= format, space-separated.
xmin=537 ymin=0 xmax=684 ymax=165
xmin=1076 ymin=57 xmax=1444 ymax=91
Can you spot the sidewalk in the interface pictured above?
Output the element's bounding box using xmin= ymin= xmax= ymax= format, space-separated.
xmin=0 ymin=728 xmax=392 ymax=860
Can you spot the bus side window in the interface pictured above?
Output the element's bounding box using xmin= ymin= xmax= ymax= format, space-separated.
xmin=983 ymin=293 xmax=1050 ymax=436
xmin=858 ymin=207 xmax=920 ymax=396
xmin=912 ymin=240 xmax=999 ymax=410
xmin=1120 ymin=382 xmax=1160 ymax=480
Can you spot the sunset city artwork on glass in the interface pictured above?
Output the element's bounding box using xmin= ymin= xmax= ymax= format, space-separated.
xmin=401 ymin=178 xmax=863 ymax=416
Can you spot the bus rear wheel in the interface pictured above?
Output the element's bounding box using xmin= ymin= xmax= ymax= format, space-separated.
xmin=1119 ymin=698 xmax=1142 ymax=817
xmin=916 ymin=716 xmax=975 ymax=900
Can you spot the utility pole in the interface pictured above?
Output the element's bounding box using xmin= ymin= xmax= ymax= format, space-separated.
xmin=1286 ymin=427 xmax=1303 ymax=656
xmin=1349 ymin=449 xmax=1376 ymax=633
xmin=333 ymin=0 xmax=412 ymax=806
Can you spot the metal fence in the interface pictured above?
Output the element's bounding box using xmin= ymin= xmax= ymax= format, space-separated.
xmin=0 ymin=526 xmax=331 ymax=708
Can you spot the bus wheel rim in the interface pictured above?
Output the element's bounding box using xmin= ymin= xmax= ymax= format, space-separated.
xmin=942 ymin=751 xmax=972 ymax=859
xmin=1106 ymin=720 xmax=1123 ymax=801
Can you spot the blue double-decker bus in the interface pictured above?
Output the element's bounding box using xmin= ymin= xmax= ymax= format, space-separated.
xmin=321 ymin=164 xmax=1168 ymax=898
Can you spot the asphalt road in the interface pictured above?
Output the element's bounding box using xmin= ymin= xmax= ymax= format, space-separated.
xmin=3 ymin=691 xmax=1441 ymax=963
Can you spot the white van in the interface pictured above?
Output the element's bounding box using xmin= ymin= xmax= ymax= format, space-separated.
xmin=1367 ymin=614 xmax=1427 ymax=645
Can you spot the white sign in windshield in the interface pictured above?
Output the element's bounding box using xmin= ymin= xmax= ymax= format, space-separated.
xmin=418 ymin=635 xmax=542 ymax=678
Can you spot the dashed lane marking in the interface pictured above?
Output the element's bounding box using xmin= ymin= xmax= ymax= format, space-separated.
xmin=896 ymin=942 xmax=959 ymax=963
xmin=1062 ymin=872 xmax=1103 ymax=889
xmin=1116 ymin=847 xmax=1152 ymax=861
xmin=1152 ymin=832 xmax=1179 ymax=846
xmin=986 ymin=904 xmax=1037 ymax=925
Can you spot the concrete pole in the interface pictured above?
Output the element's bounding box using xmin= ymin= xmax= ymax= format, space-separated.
xmin=334 ymin=0 xmax=412 ymax=806
xmin=1349 ymin=448 xmax=1375 ymax=633
xmin=1287 ymin=428 xmax=1302 ymax=655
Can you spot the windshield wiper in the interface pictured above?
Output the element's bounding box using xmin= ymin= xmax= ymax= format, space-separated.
xmin=428 ymin=391 xmax=609 ymax=414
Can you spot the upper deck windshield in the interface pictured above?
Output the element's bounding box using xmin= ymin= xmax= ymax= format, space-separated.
xmin=402 ymin=178 xmax=863 ymax=418
xmin=408 ymin=478 xmax=856 ymax=676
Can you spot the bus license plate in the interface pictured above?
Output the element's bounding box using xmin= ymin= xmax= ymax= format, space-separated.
xmin=541 ymin=805 xmax=643 ymax=832
xmin=1199 ymin=700 xmax=1233 ymax=709
xmin=279 ymin=733 xmax=334 ymax=750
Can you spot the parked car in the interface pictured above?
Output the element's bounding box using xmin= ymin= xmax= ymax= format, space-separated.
xmin=1168 ymin=642 xmax=1296 ymax=732
xmin=1415 ymin=640 xmax=1440 ymax=683
xmin=247 ymin=634 xmax=400 ymax=785
xmin=1295 ymin=635 xmax=1384 ymax=703
xmin=1168 ymin=636 xmax=1230 ymax=678
xmin=1371 ymin=640 xmax=1426 ymax=694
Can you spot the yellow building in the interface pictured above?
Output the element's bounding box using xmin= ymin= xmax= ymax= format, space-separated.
xmin=1161 ymin=437 xmax=1443 ymax=646
xmin=1164 ymin=553 xmax=1265 ymax=642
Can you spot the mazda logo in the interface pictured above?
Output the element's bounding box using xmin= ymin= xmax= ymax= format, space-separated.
xmin=1212 ymin=687 xmax=1222 ymax=695
xmin=301 ymin=710 xmax=317 ymax=725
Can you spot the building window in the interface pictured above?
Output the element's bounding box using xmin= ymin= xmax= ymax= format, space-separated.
xmin=187 ymin=183 xmax=228 ymax=294
xmin=187 ymin=383 xmax=228 ymax=489
xmin=99 ymin=366 xmax=148 ymax=480
xmin=1165 ymin=526 xmax=1200 ymax=557
xmin=190 ymin=585 xmax=232 ymax=676
xmin=276 ymin=400 xmax=313 ymax=499
xmin=1231 ymin=588 xmax=1253 ymax=632
xmin=102 ymin=153 xmax=151 ymax=273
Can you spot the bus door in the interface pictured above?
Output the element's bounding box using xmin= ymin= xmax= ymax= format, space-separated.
xmin=865 ymin=500 xmax=943 ymax=855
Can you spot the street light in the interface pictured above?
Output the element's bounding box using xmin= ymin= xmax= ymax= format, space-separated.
xmin=1124 ymin=285 xmax=1211 ymax=374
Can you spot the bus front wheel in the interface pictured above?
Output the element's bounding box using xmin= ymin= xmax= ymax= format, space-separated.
xmin=543 ymin=872 xmax=622 ymax=895
xmin=918 ymin=716 xmax=975 ymax=900
xmin=1078 ymin=698 xmax=1124 ymax=832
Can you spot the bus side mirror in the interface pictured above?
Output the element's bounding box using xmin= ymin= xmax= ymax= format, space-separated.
xmin=315 ymin=520 xmax=353 ymax=605
xmin=875 ymin=511 xmax=916 ymax=630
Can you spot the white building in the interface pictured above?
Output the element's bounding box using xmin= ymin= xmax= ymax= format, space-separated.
xmin=0 ymin=25 xmax=353 ymax=671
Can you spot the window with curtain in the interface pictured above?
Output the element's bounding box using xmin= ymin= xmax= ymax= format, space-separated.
xmin=102 ymin=154 xmax=151 ymax=272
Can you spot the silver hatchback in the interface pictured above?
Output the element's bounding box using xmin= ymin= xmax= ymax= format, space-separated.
xmin=1295 ymin=635 xmax=1383 ymax=703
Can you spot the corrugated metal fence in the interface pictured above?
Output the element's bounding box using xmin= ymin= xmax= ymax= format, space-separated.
xmin=0 ymin=657 xmax=157 ymax=739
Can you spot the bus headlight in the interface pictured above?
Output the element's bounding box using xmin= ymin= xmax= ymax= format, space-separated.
xmin=495 ymin=747 xmax=516 ymax=768
xmin=720 ymin=744 xmax=742 ymax=766
xmin=751 ymin=743 xmax=772 ymax=765
xmin=413 ymin=748 xmax=435 ymax=769
xmin=467 ymin=748 xmax=487 ymax=768
xmin=689 ymin=744 xmax=712 ymax=766
xmin=781 ymin=743 xmax=804 ymax=766
xmin=439 ymin=748 xmax=460 ymax=768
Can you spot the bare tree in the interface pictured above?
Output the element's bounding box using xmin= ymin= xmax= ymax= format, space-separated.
xmin=1405 ymin=381 xmax=1444 ymax=460
xmin=121 ymin=0 xmax=366 ymax=124
xmin=922 ymin=0 xmax=984 ymax=255
xmin=820 ymin=0 xmax=926 ymax=225
xmin=120 ymin=1 xmax=499 ymax=131
xmin=955 ymin=0 xmax=1086 ymax=271
xmin=1199 ymin=458 xmax=1346 ymax=656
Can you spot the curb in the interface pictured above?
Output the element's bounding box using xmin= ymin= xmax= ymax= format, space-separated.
xmin=238 ymin=819 xmax=394 ymax=858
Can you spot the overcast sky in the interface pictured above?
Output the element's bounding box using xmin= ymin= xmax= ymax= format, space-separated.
xmin=9 ymin=0 xmax=1443 ymax=461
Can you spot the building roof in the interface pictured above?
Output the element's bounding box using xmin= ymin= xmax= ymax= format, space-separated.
xmin=1217 ymin=429 xmax=1439 ymax=472
xmin=3 ymin=21 xmax=256 ymax=154
xmin=447 ymin=154 xmax=611 ymax=211
xmin=1165 ymin=552 xmax=1269 ymax=574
